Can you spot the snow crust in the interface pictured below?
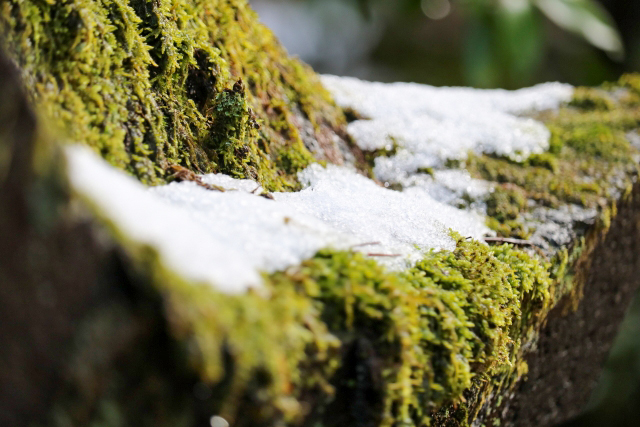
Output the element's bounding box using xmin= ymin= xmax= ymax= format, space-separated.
xmin=65 ymin=147 xmax=488 ymax=293
xmin=65 ymin=77 xmax=571 ymax=293
xmin=401 ymin=170 xmax=492 ymax=212
xmin=321 ymin=75 xmax=574 ymax=184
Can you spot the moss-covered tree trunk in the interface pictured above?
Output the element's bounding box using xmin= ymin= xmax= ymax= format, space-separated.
xmin=2 ymin=2 xmax=640 ymax=427
xmin=0 ymin=0 xmax=362 ymax=189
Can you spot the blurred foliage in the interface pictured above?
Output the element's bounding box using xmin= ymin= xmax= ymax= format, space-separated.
xmin=298 ymin=0 xmax=626 ymax=87
xmin=459 ymin=0 xmax=620 ymax=87
xmin=561 ymin=293 xmax=640 ymax=427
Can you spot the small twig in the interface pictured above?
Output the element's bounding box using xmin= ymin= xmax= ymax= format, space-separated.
xmin=367 ymin=253 xmax=401 ymax=258
xmin=484 ymin=237 xmax=536 ymax=247
xmin=351 ymin=241 xmax=381 ymax=248
xmin=166 ymin=164 xmax=225 ymax=192
xmin=251 ymin=185 xmax=261 ymax=194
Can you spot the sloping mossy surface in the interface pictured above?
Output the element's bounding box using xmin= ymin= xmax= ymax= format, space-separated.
xmin=465 ymin=74 xmax=640 ymax=302
xmin=0 ymin=0 xmax=354 ymax=190
xmin=92 ymin=234 xmax=549 ymax=427
xmin=469 ymin=75 xmax=640 ymax=240
xmin=139 ymin=77 xmax=640 ymax=427
xmin=3 ymin=1 xmax=640 ymax=424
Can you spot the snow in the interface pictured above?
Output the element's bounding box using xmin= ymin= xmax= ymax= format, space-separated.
xmin=65 ymin=78 xmax=572 ymax=293
xmin=65 ymin=146 xmax=488 ymax=293
xmin=275 ymin=164 xmax=488 ymax=268
xmin=321 ymin=75 xmax=574 ymax=184
xmin=401 ymin=170 xmax=492 ymax=213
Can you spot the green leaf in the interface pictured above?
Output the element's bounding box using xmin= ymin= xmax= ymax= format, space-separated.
xmin=494 ymin=1 xmax=544 ymax=83
xmin=463 ymin=2 xmax=543 ymax=88
xmin=533 ymin=0 xmax=624 ymax=59
xmin=463 ymin=15 xmax=498 ymax=87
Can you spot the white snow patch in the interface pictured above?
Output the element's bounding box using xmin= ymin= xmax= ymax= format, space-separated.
xmin=65 ymin=146 xmax=488 ymax=293
xmin=275 ymin=164 xmax=489 ymax=269
xmin=402 ymin=170 xmax=493 ymax=213
xmin=321 ymin=75 xmax=574 ymax=183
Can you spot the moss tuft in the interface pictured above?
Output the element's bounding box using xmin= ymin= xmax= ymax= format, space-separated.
xmin=569 ymin=87 xmax=615 ymax=111
xmin=467 ymin=74 xmax=640 ymax=243
xmin=484 ymin=185 xmax=532 ymax=239
xmin=0 ymin=0 xmax=347 ymax=190
xmin=263 ymin=235 xmax=551 ymax=426
xmin=526 ymin=152 xmax=558 ymax=173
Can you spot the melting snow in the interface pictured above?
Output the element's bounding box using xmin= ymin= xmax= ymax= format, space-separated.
xmin=66 ymin=147 xmax=488 ymax=293
xmin=65 ymin=78 xmax=572 ymax=293
xmin=321 ymin=75 xmax=573 ymax=185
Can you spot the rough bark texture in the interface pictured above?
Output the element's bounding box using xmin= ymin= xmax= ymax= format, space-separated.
xmin=495 ymin=182 xmax=640 ymax=427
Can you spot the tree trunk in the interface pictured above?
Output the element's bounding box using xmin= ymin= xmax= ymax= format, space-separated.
xmin=1 ymin=2 xmax=640 ymax=427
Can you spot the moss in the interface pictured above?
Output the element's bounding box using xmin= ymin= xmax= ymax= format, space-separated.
xmin=569 ymin=87 xmax=615 ymax=111
xmin=284 ymin=240 xmax=545 ymax=425
xmin=484 ymin=185 xmax=532 ymax=239
xmin=47 ymin=67 xmax=639 ymax=427
xmin=618 ymin=74 xmax=640 ymax=96
xmin=466 ymin=74 xmax=640 ymax=243
xmin=6 ymin=5 xmax=638 ymax=422
xmin=462 ymin=75 xmax=640 ymax=318
xmin=60 ymin=204 xmax=550 ymax=427
xmin=526 ymin=152 xmax=558 ymax=173
xmin=363 ymin=139 xmax=401 ymax=170
xmin=417 ymin=166 xmax=435 ymax=176
xmin=486 ymin=185 xmax=528 ymax=222
xmin=276 ymin=143 xmax=317 ymax=177
xmin=0 ymin=0 xmax=347 ymax=190
xmin=555 ymin=122 xmax=632 ymax=162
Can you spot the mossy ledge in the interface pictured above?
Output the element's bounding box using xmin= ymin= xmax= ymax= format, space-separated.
xmin=2 ymin=2 xmax=640 ymax=427
xmin=0 ymin=0 xmax=362 ymax=191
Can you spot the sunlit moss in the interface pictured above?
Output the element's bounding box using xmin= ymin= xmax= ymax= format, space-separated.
xmin=467 ymin=74 xmax=640 ymax=241
xmin=6 ymin=3 xmax=639 ymax=423
xmin=56 ymin=222 xmax=549 ymax=427
xmin=569 ymin=87 xmax=615 ymax=111
xmin=0 ymin=0 xmax=347 ymax=190
xmin=150 ymin=234 xmax=550 ymax=427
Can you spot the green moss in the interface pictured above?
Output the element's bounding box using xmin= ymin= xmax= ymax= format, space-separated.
xmin=0 ymin=0 xmax=347 ymax=190
xmin=191 ymin=235 xmax=549 ymax=427
xmin=486 ymin=185 xmax=527 ymax=222
xmin=467 ymin=74 xmax=640 ymax=242
xmin=569 ymin=87 xmax=615 ymax=111
xmin=8 ymin=6 xmax=638 ymax=422
xmin=555 ymin=123 xmax=632 ymax=162
xmin=417 ymin=166 xmax=435 ymax=176
xmin=363 ymin=138 xmax=400 ymax=168
xmin=484 ymin=185 xmax=532 ymax=239
xmin=526 ymin=152 xmax=558 ymax=173
xmin=276 ymin=142 xmax=316 ymax=177
xmin=619 ymin=74 xmax=640 ymax=96
xmin=461 ymin=75 xmax=640 ymax=318
xmin=66 ymin=219 xmax=547 ymax=427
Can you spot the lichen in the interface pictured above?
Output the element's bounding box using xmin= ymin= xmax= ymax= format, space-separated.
xmin=0 ymin=0 xmax=348 ymax=190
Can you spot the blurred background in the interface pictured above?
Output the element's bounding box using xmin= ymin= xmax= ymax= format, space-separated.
xmin=251 ymin=0 xmax=640 ymax=89
xmin=250 ymin=0 xmax=640 ymax=425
